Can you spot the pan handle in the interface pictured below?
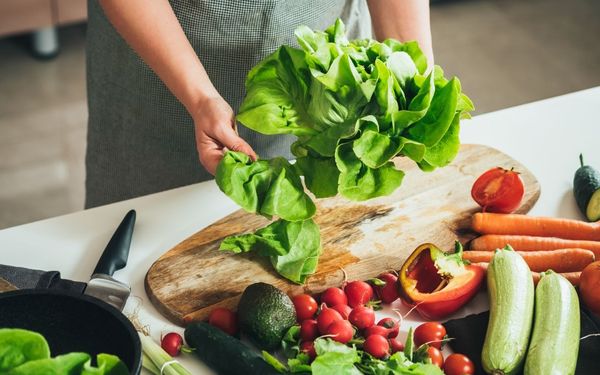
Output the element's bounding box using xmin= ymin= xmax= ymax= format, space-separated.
xmin=92 ymin=210 xmax=136 ymax=276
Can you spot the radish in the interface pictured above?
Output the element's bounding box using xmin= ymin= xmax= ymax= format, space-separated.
xmin=300 ymin=341 xmax=316 ymax=360
xmin=324 ymin=319 xmax=354 ymax=344
xmin=389 ymin=338 xmax=405 ymax=353
xmin=300 ymin=319 xmax=318 ymax=341
xmin=321 ymin=287 xmax=348 ymax=307
xmin=377 ymin=317 xmax=399 ymax=338
xmin=363 ymin=325 xmax=390 ymax=338
xmin=332 ymin=304 xmax=352 ymax=320
xmin=317 ymin=304 xmax=343 ymax=334
xmin=373 ymin=272 xmax=399 ymax=304
xmin=348 ymin=305 xmax=375 ymax=330
xmin=161 ymin=332 xmax=183 ymax=357
xmin=363 ymin=334 xmax=390 ymax=359
xmin=344 ymin=280 xmax=373 ymax=308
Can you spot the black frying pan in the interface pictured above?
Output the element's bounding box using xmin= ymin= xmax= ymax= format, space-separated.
xmin=0 ymin=211 xmax=142 ymax=374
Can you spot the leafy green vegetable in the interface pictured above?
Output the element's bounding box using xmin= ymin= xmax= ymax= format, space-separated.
xmin=216 ymin=151 xmax=315 ymax=222
xmin=0 ymin=329 xmax=50 ymax=371
xmin=311 ymin=339 xmax=361 ymax=375
xmin=220 ymin=219 xmax=321 ymax=284
xmin=216 ymin=18 xmax=473 ymax=283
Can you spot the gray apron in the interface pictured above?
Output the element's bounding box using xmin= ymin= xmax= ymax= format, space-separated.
xmin=85 ymin=0 xmax=371 ymax=208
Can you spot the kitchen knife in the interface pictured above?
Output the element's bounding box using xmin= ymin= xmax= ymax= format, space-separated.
xmin=83 ymin=209 xmax=136 ymax=311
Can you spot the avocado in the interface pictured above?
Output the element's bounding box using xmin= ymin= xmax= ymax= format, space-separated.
xmin=574 ymin=154 xmax=600 ymax=221
xmin=237 ymin=282 xmax=297 ymax=350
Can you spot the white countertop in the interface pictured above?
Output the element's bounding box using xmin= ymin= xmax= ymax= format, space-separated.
xmin=1 ymin=86 xmax=599 ymax=373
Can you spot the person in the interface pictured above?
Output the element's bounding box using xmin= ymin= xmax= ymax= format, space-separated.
xmin=85 ymin=0 xmax=434 ymax=208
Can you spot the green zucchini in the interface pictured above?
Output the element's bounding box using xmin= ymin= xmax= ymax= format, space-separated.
xmin=184 ymin=321 xmax=280 ymax=375
xmin=524 ymin=271 xmax=580 ymax=375
xmin=574 ymin=154 xmax=600 ymax=221
xmin=481 ymin=248 xmax=534 ymax=375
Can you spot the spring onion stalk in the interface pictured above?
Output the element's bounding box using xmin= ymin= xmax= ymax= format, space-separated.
xmin=138 ymin=332 xmax=192 ymax=375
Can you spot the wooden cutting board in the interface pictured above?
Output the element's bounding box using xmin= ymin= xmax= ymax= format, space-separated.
xmin=145 ymin=144 xmax=540 ymax=325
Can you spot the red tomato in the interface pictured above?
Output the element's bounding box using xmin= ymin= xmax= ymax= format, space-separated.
xmin=414 ymin=322 xmax=446 ymax=350
xmin=471 ymin=167 xmax=524 ymax=213
xmin=444 ymin=354 xmax=475 ymax=375
xmin=427 ymin=346 xmax=444 ymax=368
xmin=293 ymin=294 xmax=318 ymax=321
xmin=208 ymin=308 xmax=238 ymax=336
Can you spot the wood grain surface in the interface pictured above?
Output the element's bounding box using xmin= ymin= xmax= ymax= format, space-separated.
xmin=145 ymin=144 xmax=540 ymax=325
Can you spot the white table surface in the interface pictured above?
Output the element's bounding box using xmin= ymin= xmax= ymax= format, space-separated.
xmin=1 ymin=86 xmax=599 ymax=373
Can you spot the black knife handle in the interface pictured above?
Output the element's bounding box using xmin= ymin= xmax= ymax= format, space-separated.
xmin=93 ymin=210 xmax=136 ymax=276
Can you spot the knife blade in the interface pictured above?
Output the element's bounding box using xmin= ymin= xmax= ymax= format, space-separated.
xmin=84 ymin=210 xmax=136 ymax=311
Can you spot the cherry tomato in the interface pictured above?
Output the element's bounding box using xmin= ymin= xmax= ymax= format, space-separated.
xmin=414 ymin=322 xmax=446 ymax=350
xmin=300 ymin=341 xmax=316 ymax=360
xmin=427 ymin=346 xmax=444 ymax=368
xmin=321 ymin=287 xmax=348 ymax=307
xmin=208 ymin=307 xmax=238 ymax=336
xmin=363 ymin=334 xmax=390 ymax=359
xmin=471 ymin=167 xmax=524 ymax=213
xmin=344 ymin=281 xmax=374 ymax=308
xmin=161 ymin=332 xmax=183 ymax=357
xmin=293 ymin=294 xmax=318 ymax=321
xmin=300 ymin=319 xmax=319 ymax=341
xmin=444 ymin=353 xmax=475 ymax=375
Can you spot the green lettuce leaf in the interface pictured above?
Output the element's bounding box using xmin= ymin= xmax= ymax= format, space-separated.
xmin=311 ymin=339 xmax=361 ymax=375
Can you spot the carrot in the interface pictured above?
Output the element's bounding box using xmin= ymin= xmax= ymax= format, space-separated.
xmin=462 ymin=249 xmax=595 ymax=273
xmin=473 ymin=262 xmax=580 ymax=286
xmin=470 ymin=235 xmax=600 ymax=259
xmin=472 ymin=213 xmax=600 ymax=241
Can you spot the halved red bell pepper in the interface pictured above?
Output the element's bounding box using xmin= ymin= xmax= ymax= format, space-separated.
xmin=398 ymin=242 xmax=485 ymax=320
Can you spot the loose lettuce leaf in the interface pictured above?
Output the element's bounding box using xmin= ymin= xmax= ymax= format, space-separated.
xmin=335 ymin=142 xmax=405 ymax=201
xmin=220 ymin=219 xmax=321 ymax=284
xmin=0 ymin=329 xmax=50 ymax=372
xmin=294 ymin=155 xmax=340 ymax=198
xmin=311 ymin=339 xmax=361 ymax=375
xmin=216 ymin=151 xmax=315 ymax=222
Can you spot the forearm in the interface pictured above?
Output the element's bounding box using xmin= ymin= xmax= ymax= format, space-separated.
xmin=99 ymin=0 xmax=218 ymax=113
xmin=367 ymin=0 xmax=434 ymax=68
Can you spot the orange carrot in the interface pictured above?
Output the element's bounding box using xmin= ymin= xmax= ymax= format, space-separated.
xmin=470 ymin=235 xmax=600 ymax=259
xmin=473 ymin=262 xmax=580 ymax=286
xmin=472 ymin=213 xmax=600 ymax=241
xmin=462 ymin=249 xmax=595 ymax=273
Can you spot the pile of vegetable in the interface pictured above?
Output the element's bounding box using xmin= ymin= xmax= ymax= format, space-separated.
xmin=216 ymin=18 xmax=473 ymax=283
xmin=0 ymin=328 xmax=128 ymax=374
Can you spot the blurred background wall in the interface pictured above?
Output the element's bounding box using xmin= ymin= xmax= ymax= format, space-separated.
xmin=0 ymin=0 xmax=599 ymax=229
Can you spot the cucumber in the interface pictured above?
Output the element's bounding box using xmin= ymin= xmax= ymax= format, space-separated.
xmin=574 ymin=154 xmax=600 ymax=221
xmin=481 ymin=248 xmax=534 ymax=375
xmin=524 ymin=271 xmax=580 ymax=375
xmin=184 ymin=321 xmax=280 ymax=375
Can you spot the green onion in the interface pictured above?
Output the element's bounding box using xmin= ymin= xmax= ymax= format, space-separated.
xmin=138 ymin=333 xmax=192 ymax=375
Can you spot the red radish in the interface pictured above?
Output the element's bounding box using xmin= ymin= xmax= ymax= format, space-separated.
xmin=161 ymin=332 xmax=183 ymax=357
xmin=317 ymin=305 xmax=343 ymax=334
xmin=300 ymin=341 xmax=316 ymax=360
xmin=344 ymin=281 xmax=373 ymax=308
xmin=208 ymin=308 xmax=238 ymax=336
xmin=373 ymin=273 xmax=399 ymax=304
xmin=377 ymin=318 xmax=399 ymax=338
xmin=332 ymin=304 xmax=352 ymax=320
xmin=389 ymin=338 xmax=405 ymax=353
xmin=324 ymin=319 xmax=354 ymax=344
xmin=321 ymin=287 xmax=348 ymax=307
xmin=348 ymin=305 xmax=375 ymax=329
xmin=363 ymin=334 xmax=390 ymax=359
xmin=363 ymin=325 xmax=390 ymax=338
xmin=300 ymin=319 xmax=318 ymax=341
xmin=293 ymin=294 xmax=318 ymax=321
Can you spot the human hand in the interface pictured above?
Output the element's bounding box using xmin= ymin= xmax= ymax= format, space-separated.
xmin=192 ymin=95 xmax=257 ymax=175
